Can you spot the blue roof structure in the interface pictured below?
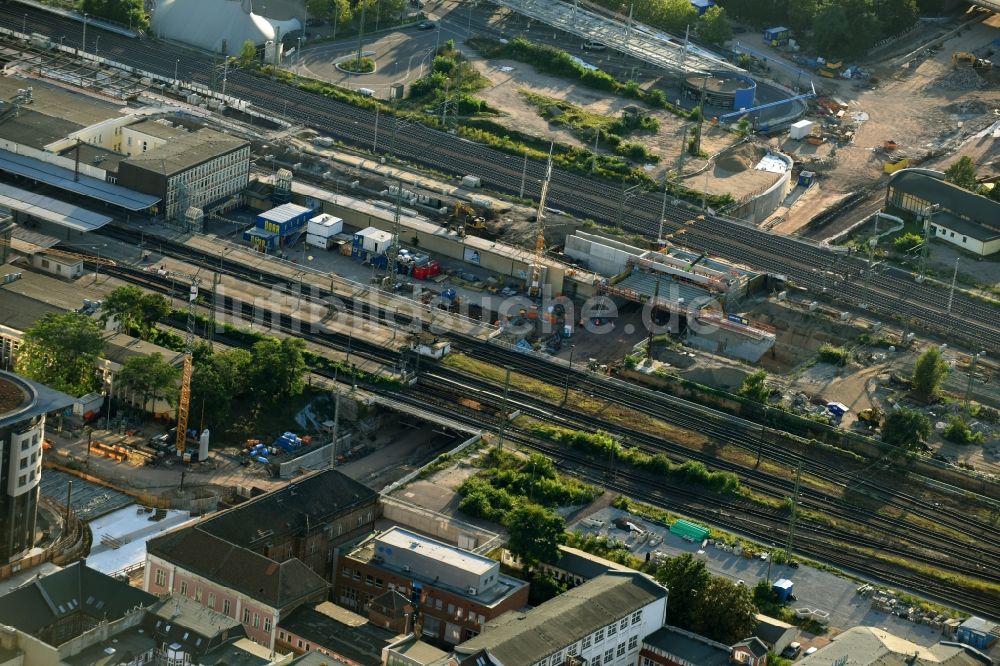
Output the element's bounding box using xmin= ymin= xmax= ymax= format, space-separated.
xmin=0 ymin=150 xmax=160 ymax=211
xmin=0 ymin=183 xmax=112 ymax=232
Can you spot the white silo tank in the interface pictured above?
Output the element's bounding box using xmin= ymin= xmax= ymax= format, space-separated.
xmin=199 ymin=429 xmax=210 ymax=461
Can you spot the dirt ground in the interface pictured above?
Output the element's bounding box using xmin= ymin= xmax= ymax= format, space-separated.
xmin=469 ymin=54 xmax=736 ymax=181
xmin=769 ymin=13 xmax=1000 ymax=234
xmin=690 ymin=143 xmax=783 ymax=200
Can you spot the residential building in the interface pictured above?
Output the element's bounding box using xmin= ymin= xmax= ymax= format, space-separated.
xmin=798 ymin=626 xmax=993 ymax=665
xmin=276 ymin=600 xmax=396 ymax=664
xmin=116 ymin=119 xmax=249 ymax=223
xmin=0 ymin=370 xmax=73 ymax=561
xmin=0 ymin=561 xmax=158 ymax=666
xmin=336 ymin=527 xmax=529 ymax=646
xmin=145 ymin=468 xmax=379 ymax=650
xmin=886 ymin=169 xmax=1000 ymax=256
xmin=453 ymin=570 xmax=668 ymax=666
xmin=955 ymin=617 xmax=999 ymax=651
xmin=382 ymin=635 xmax=450 ymax=666
xmin=144 ymin=593 xmax=250 ymax=663
xmin=754 ymin=613 xmax=797 ymax=655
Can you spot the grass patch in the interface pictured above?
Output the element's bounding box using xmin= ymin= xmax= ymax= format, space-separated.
xmin=339 ymin=57 xmax=375 ymax=73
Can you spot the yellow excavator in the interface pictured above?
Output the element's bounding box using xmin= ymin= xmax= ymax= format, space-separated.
xmin=953 ymin=51 xmax=992 ymax=70
xmin=450 ymin=201 xmax=487 ymax=231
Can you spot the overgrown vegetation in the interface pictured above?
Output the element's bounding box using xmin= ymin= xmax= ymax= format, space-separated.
xmin=817 ymin=343 xmax=850 ymax=365
xmin=942 ymin=415 xmax=985 ymax=445
xmin=339 ymin=57 xmax=375 ymax=73
xmin=528 ymin=424 xmax=741 ymax=493
xmin=79 ymin=0 xmax=148 ymax=30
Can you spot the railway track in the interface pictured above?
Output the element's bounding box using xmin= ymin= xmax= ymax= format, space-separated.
xmin=2 ymin=3 xmax=998 ymax=353
xmin=84 ymin=233 xmax=1000 ymax=617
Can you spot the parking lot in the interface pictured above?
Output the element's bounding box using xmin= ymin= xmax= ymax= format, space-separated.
xmin=570 ymin=505 xmax=959 ymax=648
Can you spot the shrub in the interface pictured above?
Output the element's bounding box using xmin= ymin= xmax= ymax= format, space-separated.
xmin=408 ymin=71 xmax=448 ymax=98
xmin=618 ymin=141 xmax=658 ymax=163
xmin=817 ymin=344 xmax=850 ymax=365
xmin=645 ymin=88 xmax=667 ymax=107
xmin=432 ymin=55 xmax=457 ymax=75
xmin=894 ymin=232 xmax=923 ymax=253
xmin=340 ymin=57 xmax=375 ymax=73
xmin=942 ymin=415 xmax=985 ymax=445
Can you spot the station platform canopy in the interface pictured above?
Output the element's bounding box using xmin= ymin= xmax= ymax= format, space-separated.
xmin=0 ymin=182 xmax=113 ymax=232
xmin=0 ymin=150 xmax=160 ymax=211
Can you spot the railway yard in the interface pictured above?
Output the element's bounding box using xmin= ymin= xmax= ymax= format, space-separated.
xmin=0 ymin=0 xmax=998 ymax=661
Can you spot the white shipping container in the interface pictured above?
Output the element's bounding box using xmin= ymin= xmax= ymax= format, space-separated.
xmin=461 ymin=175 xmax=482 ymax=188
xmin=307 ymin=213 xmax=343 ymax=238
xmin=306 ymin=234 xmax=333 ymax=249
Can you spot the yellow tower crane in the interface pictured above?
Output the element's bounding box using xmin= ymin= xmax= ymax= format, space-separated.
xmin=528 ymin=146 xmax=554 ymax=299
xmin=175 ymin=278 xmax=201 ymax=456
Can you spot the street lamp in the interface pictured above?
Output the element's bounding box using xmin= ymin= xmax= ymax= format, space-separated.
xmin=174 ymin=59 xmax=180 ymax=84
xmin=562 ymin=345 xmax=575 ymax=404
xmin=22 ymin=14 xmax=27 ymax=35
xmin=95 ymin=35 xmax=100 ymax=57
xmin=82 ymin=13 xmax=87 ymax=52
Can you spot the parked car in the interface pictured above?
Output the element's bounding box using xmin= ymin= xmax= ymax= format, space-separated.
xmin=582 ymin=40 xmax=607 ymax=51
xmin=418 ymin=21 xmax=436 ymax=30
xmin=781 ymin=642 xmax=802 ymax=659
xmin=358 ymin=87 xmax=375 ymax=97
xmin=804 ymin=647 xmax=818 ymax=656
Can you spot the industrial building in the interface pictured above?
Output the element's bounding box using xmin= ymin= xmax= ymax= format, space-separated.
xmin=144 ymin=469 xmax=379 ymax=650
xmin=0 ymin=370 xmax=73 ymax=562
xmin=452 ymin=570 xmax=667 ymax=666
xmin=151 ymin=0 xmax=302 ymax=56
xmin=115 ymin=120 xmax=250 ymax=224
xmin=640 ymin=626 xmax=769 ymax=666
xmin=566 ymin=230 xmax=775 ymax=361
xmin=336 ymin=526 xmax=530 ymax=646
xmin=886 ymin=169 xmax=1000 ymax=257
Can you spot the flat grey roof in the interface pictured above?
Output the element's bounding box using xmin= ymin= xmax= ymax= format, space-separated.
xmin=0 ymin=108 xmax=82 ymax=149
xmin=933 ymin=210 xmax=1000 ymax=243
xmin=120 ymin=127 xmax=247 ymax=177
xmin=616 ymin=271 xmax=711 ymax=307
xmin=0 ymin=149 xmax=160 ymax=210
xmin=0 ymin=182 xmax=112 ymax=231
xmin=126 ymin=119 xmax=189 ymax=141
xmin=377 ymin=527 xmax=496 ymax=576
xmin=643 ymin=627 xmax=731 ymax=666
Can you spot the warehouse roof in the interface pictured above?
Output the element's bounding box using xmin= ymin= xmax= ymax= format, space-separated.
xmin=0 ymin=182 xmax=113 ymax=232
xmin=0 ymin=149 xmax=160 ymax=210
xmin=798 ymin=627 xmax=992 ymax=665
xmin=932 ymin=210 xmax=1000 ymax=242
xmin=0 ymin=108 xmax=81 ymax=149
xmin=455 ymin=571 xmax=667 ymax=665
xmin=126 ymin=119 xmax=189 ymax=141
xmin=0 ymin=289 xmax=61 ymax=334
xmin=119 ymin=128 xmax=247 ymax=177
xmin=888 ymin=169 xmax=1000 ymax=241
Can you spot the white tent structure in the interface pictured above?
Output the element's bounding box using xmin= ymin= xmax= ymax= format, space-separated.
xmin=151 ymin=0 xmax=301 ymax=56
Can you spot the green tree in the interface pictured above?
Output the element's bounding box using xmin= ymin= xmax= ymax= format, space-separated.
xmin=942 ymin=414 xmax=984 ymax=445
xmin=15 ymin=312 xmax=103 ymax=396
xmin=893 ymin=232 xmax=923 ymax=253
xmin=944 ymin=156 xmax=978 ymax=191
xmin=190 ymin=349 xmax=252 ymax=427
xmin=697 ymin=6 xmax=732 ymax=47
xmin=877 ymin=0 xmax=919 ymax=37
xmin=787 ymin=0 xmax=819 ymax=32
xmin=306 ymin=0 xmax=332 ymax=21
xmin=689 ymin=577 xmax=758 ymax=644
xmin=249 ymin=337 xmax=307 ymax=401
xmin=737 ymin=370 xmax=771 ymax=404
xmin=116 ymin=353 xmax=180 ymax=414
xmin=505 ymin=503 xmax=566 ymax=569
xmin=912 ymin=346 xmax=949 ymax=399
xmin=79 ymin=0 xmax=148 ymax=30
xmin=881 ymin=407 xmax=931 ymax=450
xmin=101 ymin=286 xmax=170 ymax=338
xmin=654 ymin=553 xmax=710 ymax=628
xmin=986 ymin=184 xmax=1000 ymax=202
xmin=240 ymin=40 xmax=258 ymax=67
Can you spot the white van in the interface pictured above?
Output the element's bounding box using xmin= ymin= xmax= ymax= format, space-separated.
xmin=358 ymin=87 xmax=375 ymax=97
xmin=582 ymin=40 xmax=607 ymax=51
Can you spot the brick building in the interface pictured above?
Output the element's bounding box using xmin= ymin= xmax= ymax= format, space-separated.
xmin=145 ymin=468 xmax=379 ymax=650
xmin=275 ymin=600 xmax=397 ymax=664
xmin=336 ymin=527 xmax=529 ymax=646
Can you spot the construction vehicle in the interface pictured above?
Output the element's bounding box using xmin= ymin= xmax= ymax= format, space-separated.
xmin=953 ymin=51 xmax=992 ymax=70
xmin=819 ymin=60 xmax=842 ymax=78
xmin=450 ymin=201 xmax=487 ymax=231
xmin=528 ymin=146 xmax=554 ymax=299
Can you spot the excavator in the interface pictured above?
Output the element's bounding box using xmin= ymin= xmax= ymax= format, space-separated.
xmin=953 ymin=51 xmax=992 ymax=70
xmin=449 ymin=201 xmax=487 ymax=230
